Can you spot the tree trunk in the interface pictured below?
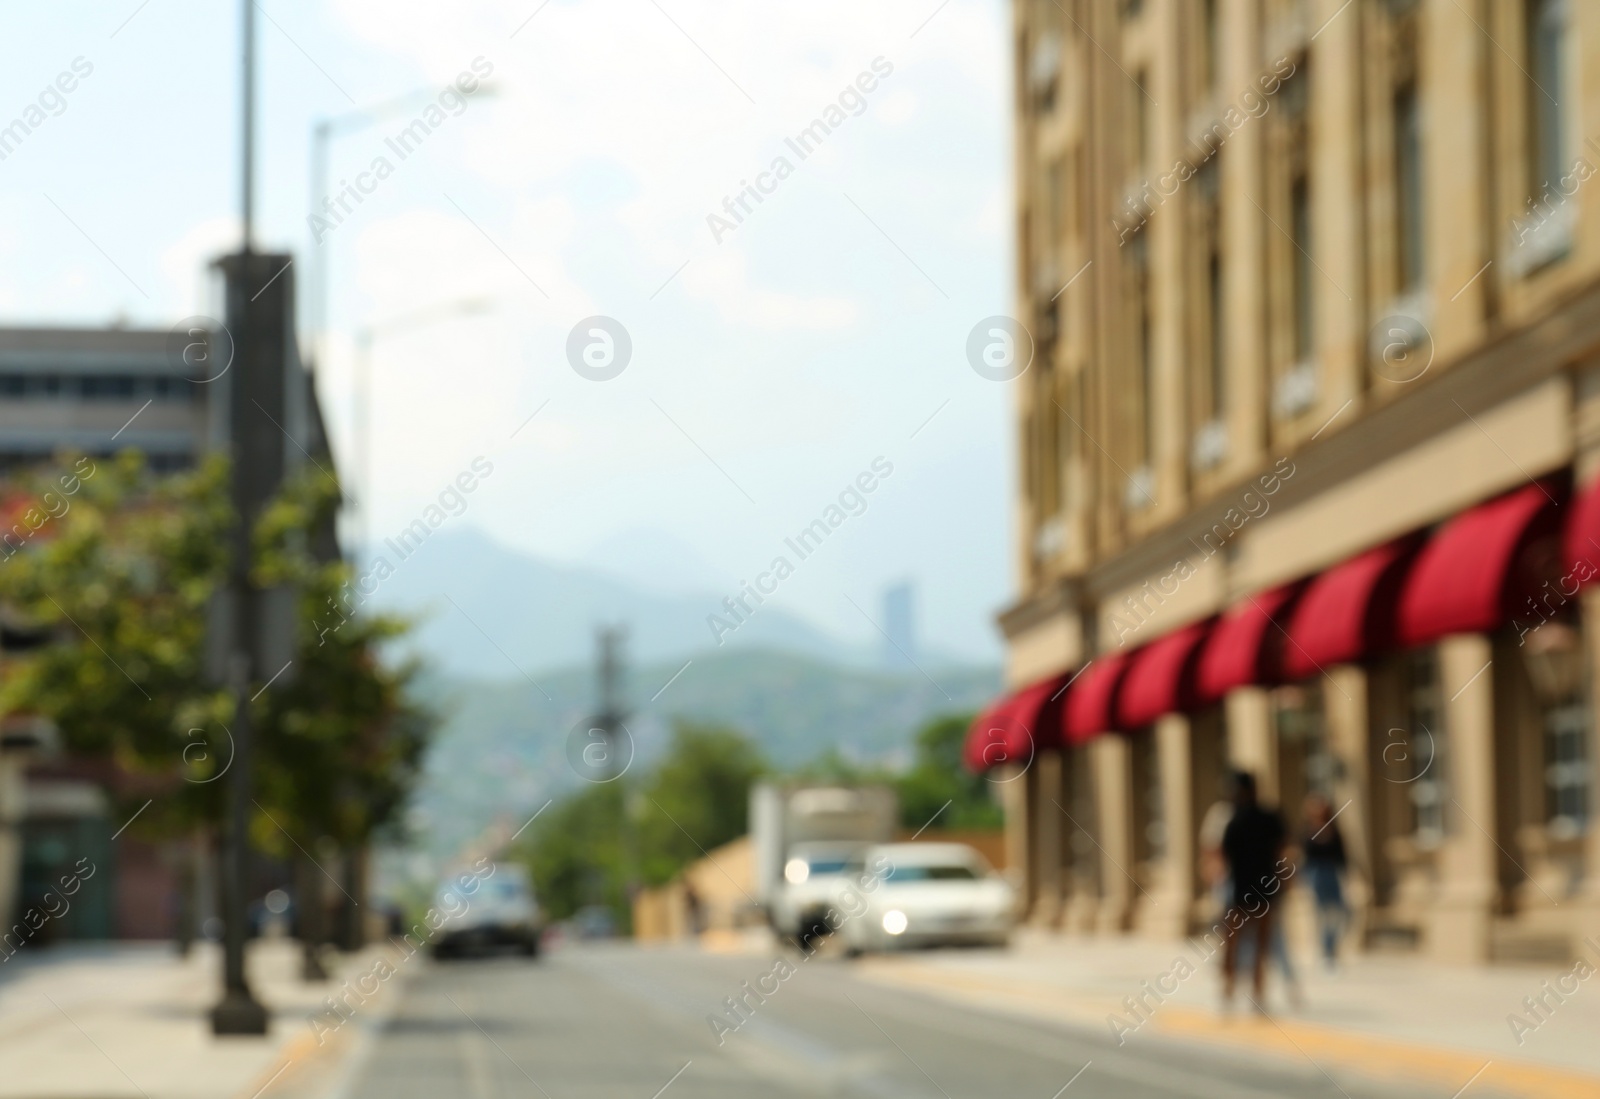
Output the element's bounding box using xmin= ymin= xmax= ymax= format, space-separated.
xmin=295 ymin=855 xmax=328 ymax=980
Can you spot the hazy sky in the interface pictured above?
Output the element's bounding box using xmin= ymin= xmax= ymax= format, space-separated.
xmin=2 ymin=1 xmax=1016 ymax=662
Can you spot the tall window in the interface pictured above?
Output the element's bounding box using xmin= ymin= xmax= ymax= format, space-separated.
xmin=1198 ymin=159 xmax=1225 ymax=419
xmin=1291 ymin=177 xmax=1313 ymax=361
xmin=1393 ymin=82 xmax=1424 ymax=292
xmin=1209 ymin=256 xmax=1225 ymax=416
xmin=1129 ymin=228 xmax=1154 ymax=464
xmin=1527 ymin=0 xmax=1567 ymax=200
xmin=1134 ymin=71 xmax=1151 ymax=175
xmin=1282 ymin=68 xmax=1312 ymax=364
xmin=1202 ymin=0 xmax=1221 ymax=92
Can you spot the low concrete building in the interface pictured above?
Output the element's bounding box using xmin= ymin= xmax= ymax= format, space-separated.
xmin=979 ymin=0 xmax=1600 ymax=963
xmin=0 ymin=326 xmax=207 ymax=473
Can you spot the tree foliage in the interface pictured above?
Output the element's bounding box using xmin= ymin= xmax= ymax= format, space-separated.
xmin=519 ymin=720 xmax=766 ymax=925
xmin=0 ymin=452 xmax=431 ymax=851
xmin=892 ymin=711 xmax=1003 ymax=832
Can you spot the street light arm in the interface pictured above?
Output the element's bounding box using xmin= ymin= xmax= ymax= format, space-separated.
xmin=347 ymin=297 xmax=497 ymax=564
xmin=317 ymin=81 xmax=499 ymax=139
xmin=307 ymin=83 xmax=499 ymax=368
xmin=357 ymin=298 xmax=496 ymax=344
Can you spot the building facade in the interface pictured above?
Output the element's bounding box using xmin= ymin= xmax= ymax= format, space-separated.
xmin=0 ymin=326 xmax=209 ymax=474
xmin=977 ymin=0 xmax=1600 ymax=963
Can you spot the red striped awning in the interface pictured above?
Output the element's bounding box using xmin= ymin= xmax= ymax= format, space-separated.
xmin=1195 ymin=583 xmax=1304 ymax=703
xmin=1115 ymin=620 xmax=1214 ymax=729
xmin=1282 ymin=538 xmax=1420 ymax=680
xmin=1063 ymin=652 xmax=1131 ymax=743
xmin=963 ymin=699 xmax=1015 ymax=773
xmin=1003 ymin=673 xmax=1071 ymax=758
xmin=1565 ymin=474 xmax=1600 ymax=588
xmin=962 ymin=672 xmax=1072 ymax=772
xmin=1397 ymin=482 xmax=1563 ymax=646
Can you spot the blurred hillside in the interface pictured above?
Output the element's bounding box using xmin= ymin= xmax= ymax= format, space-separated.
xmin=405 ymin=648 xmax=1000 ymax=860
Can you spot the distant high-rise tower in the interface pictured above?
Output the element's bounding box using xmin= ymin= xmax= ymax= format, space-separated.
xmin=881 ymin=581 xmax=915 ymax=665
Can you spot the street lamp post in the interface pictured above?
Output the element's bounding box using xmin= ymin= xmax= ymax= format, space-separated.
xmin=210 ymin=0 xmax=270 ymax=1037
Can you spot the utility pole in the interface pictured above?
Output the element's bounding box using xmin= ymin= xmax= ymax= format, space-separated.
xmin=593 ymin=626 xmax=639 ymax=901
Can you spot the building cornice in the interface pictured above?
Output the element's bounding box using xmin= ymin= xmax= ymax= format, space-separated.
xmin=1080 ymin=275 xmax=1600 ymax=603
xmin=995 ymin=576 xmax=1084 ymax=641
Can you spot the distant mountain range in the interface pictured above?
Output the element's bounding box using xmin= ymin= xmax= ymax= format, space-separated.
xmin=366 ymin=527 xmax=964 ymax=675
xmin=365 ymin=527 xmax=1003 ymax=860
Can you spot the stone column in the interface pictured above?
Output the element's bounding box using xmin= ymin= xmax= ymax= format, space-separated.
xmin=1423 ymin=0 xmax=1490 ymax=360
xmin=1225 ymin=686 xmax=1277 ymax=802
xmin=1140 ymin=714 xmax=1194 ymax=940
xmin=1032 ymin=751 xmax=1065 ymax=927
xmin=1000 ymin=764 xmax=1033 ymax=904
xmin=1321 ymin=665 xmax=1373 ymax=944
xmin=1092 ymin=734 xmax=1135 ymax=933
xmin=1431 ymin=633 xmax=1498 ymax=963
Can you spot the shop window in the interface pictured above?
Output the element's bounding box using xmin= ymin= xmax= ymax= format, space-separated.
xmin=1131 ymin=729 xmax=1165 ymax=863
xmin=1274 ymin=684 xmax=1334 ymax=823
xmin=1545 ymin=699 xmax=1589 ymax=836
xmin=1522 ymin=621 xmax=1589 ymax=838
xmin=1406 ymin=648 xmax=1448 ymax=845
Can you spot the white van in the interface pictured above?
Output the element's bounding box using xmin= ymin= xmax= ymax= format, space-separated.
xmin=432 ymin=864 xmax=543 ymax=959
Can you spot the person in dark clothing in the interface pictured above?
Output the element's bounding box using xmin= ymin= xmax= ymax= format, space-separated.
xmin=1220 ymin=771 xmax=1287 ymax=1011
xmin=1302 ymin=795 xmax=1349 ymax=969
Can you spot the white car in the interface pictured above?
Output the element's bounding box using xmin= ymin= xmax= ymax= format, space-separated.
xmin=772 ymin=841 xmax=865 ymax=945
xmin=433 ymin=864 xmax=542 ymax=959
xmin=838 ymin=843 xmax=1015 ymax=955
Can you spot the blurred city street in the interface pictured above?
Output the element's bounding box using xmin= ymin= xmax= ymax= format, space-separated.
xmin=9 ymin=930 xmax=1598 ymax=1098
xmin=6 ymin=0 xmax=1600 ymax=1093
xmin=337 ymin=943 xmax=1398 ymax=1099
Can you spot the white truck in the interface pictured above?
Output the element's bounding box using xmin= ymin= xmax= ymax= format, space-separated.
xmin=750 ymin=783 xmax=897 ymax=945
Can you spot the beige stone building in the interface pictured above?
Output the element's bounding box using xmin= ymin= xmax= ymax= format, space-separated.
xmin=972 ymin=0 xmax=1600 ymax=963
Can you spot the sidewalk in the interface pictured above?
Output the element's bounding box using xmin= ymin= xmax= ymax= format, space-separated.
xmin=849 ymin=929 xmax=1600 ymax=1099
xmin=0 ymin=938 xmax=405 ymax=1099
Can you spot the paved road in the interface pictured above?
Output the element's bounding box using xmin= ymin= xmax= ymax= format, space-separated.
xmin=341 ymin=943 xmax=1415 ymax=1099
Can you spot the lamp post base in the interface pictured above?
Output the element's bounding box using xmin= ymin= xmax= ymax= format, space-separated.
xmin=210 ymin=989 xmax=269 ymax=1035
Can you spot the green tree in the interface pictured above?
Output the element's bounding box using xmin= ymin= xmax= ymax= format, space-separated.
xmin=518 ymin=720 xmax=766 ymax=925
xmin=638 ymin=721 xmax=765 ymax=886
xmin=0 ymin=452 xmax=233 ymax=833
xmin=521 ymin=781 xmax=630 ymax=925
xmin=894 ymin=712 xmax=1003 ymax=832
xmin=250 ymin=469 xmax=432 ymax=857
xmin=0 ymin=453 xmax=431 ymax=856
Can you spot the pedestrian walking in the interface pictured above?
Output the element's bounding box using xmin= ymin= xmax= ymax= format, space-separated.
xmin=1302 ymin=794 xmax=1349 ymax=970
xmin=1219 ymin=770 xmax=1287 ymax=1012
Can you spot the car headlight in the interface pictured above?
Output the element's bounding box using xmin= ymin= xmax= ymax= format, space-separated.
xmin=784 ymin=858 xmax=810 ymax=885
xmin=881 ymin=909 xmax=908 ymax=936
